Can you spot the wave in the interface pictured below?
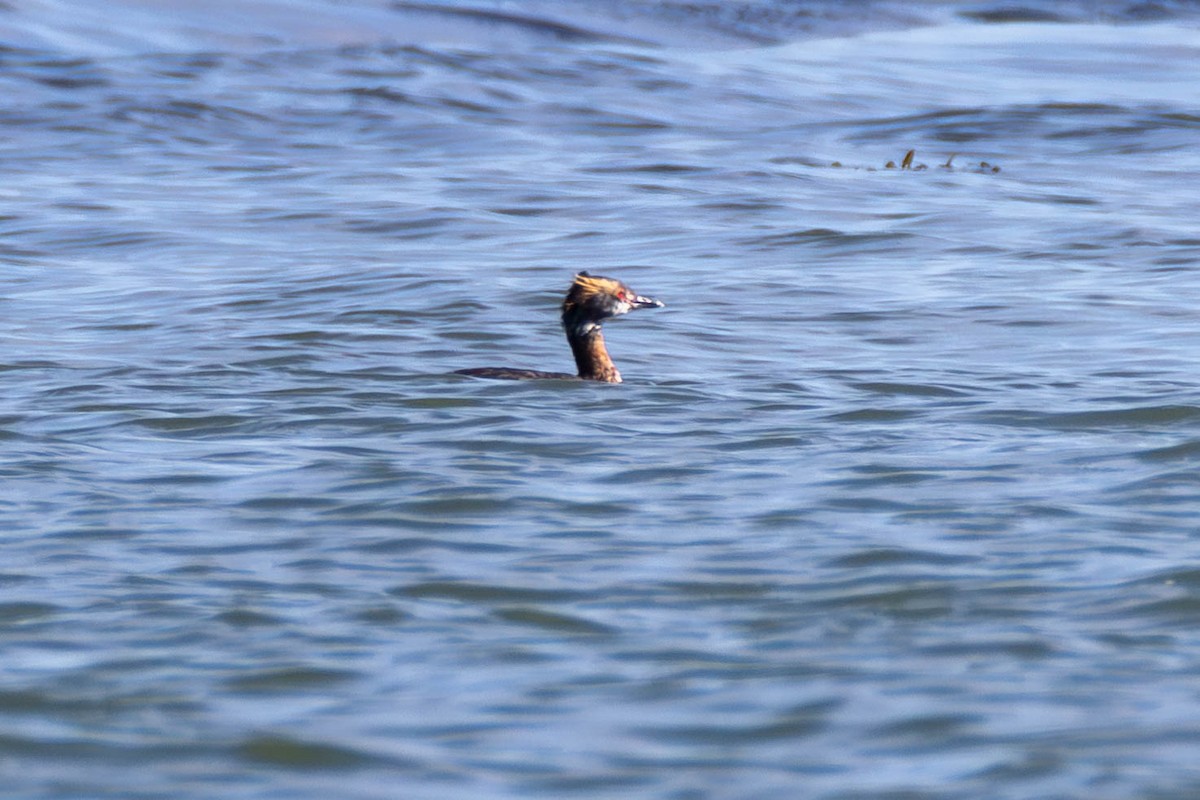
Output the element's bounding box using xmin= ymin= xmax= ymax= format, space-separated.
xmin=4 ymin=0 xmax=1200 ymax=57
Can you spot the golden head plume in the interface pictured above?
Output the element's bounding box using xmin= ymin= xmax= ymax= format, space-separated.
xmin=569 ymin=271 xmax=621 ymax=300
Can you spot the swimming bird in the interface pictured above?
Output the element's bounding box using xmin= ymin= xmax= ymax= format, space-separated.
xmin=455 ymin=271 xmax=663 ymax=383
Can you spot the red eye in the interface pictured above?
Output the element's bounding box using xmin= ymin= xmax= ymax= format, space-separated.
xmin=617 ymin=290 xmax=628 ymax=301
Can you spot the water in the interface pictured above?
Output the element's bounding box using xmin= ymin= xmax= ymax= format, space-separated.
xmin=4 ymin=1 xmax=1200 ymax=797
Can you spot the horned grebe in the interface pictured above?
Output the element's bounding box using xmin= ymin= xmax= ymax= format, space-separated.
xmin=455 ymin=271 xmax=663 ymax=383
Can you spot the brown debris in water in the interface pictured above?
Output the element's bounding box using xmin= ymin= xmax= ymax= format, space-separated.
xmin=847 ymin=150 xmax=1001 ymax=173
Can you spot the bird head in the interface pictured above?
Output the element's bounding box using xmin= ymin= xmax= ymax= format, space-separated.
xmin=561 ymin=271 xmax=663 ymax=337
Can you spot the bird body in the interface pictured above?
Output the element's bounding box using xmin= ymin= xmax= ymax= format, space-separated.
xmin=456 ymin=272 xmax=663 ymax=383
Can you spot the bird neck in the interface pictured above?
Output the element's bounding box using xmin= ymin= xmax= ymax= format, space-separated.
xmin=568 ymin=327 xmax=621 ymax=383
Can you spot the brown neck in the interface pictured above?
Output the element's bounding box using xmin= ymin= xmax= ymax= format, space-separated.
xmin=568 ymin=328 xmax=621 ymax=383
